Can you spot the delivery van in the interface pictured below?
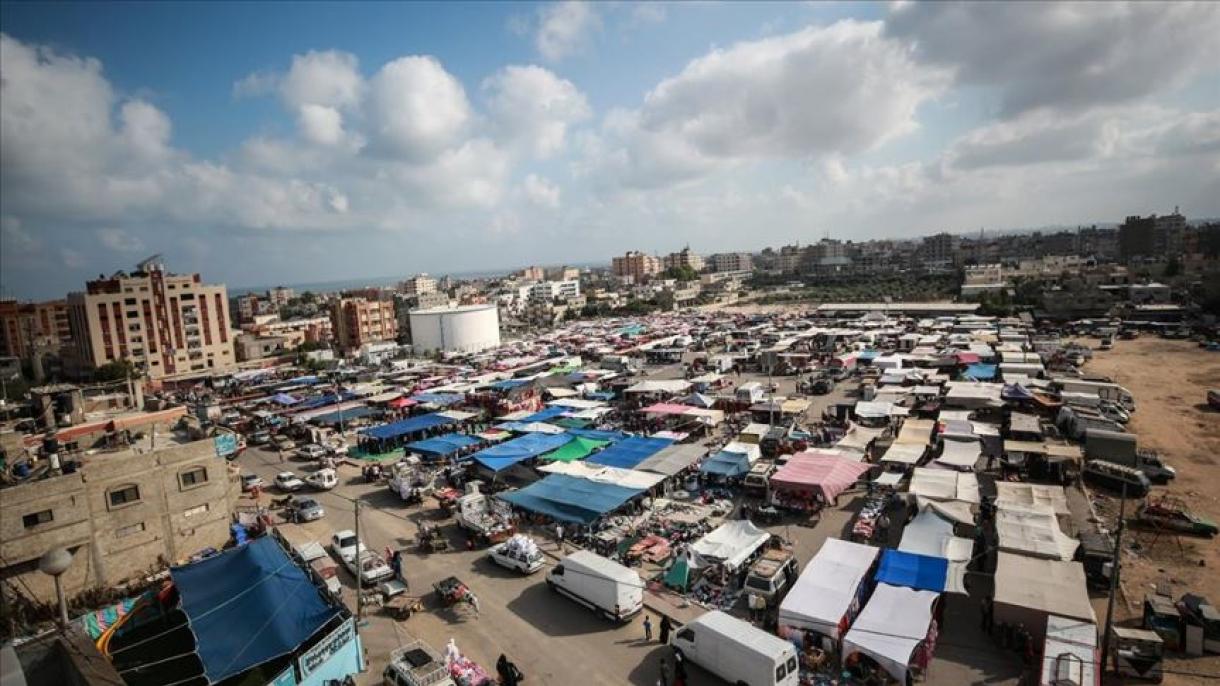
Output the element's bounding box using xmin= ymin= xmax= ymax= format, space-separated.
xmin=670 ymin=610 xmax=799 ymax=686
xmin=547 ymin=550 xmax=643 ymax=622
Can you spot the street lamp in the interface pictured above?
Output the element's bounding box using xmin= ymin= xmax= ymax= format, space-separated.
xmin=38 ymin=547 xmax=74 ymax=631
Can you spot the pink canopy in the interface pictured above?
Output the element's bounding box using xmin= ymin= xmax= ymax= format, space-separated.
xmin=954 ymin=352 xmax=981 ymax=364
xmin=770 ymin=452 xmax=872 ymax=502
xmin=388 ymin=397 xmax=417 ymax=409
xmin=641 ymin=402 xmax=695 ymax=415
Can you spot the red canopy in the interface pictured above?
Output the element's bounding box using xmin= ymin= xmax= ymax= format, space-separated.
xmin=641 ymin=402 xmax=694 ymax=415
xmin=388 ymin=397 xmax=417 ymax=409
xmin=770 ymin=452 xmax=872 ymax=503
xmin=954 ymin=352 xmax=981 ymax=364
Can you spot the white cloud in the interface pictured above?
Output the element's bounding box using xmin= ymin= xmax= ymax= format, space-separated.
xmin=483 ymin=65 xmax=591 ymax=157
xmin=279 ymin=49 xmax=363 ymax=109
xmin=232 ymin=69 xmax=278 ymax=98
xmin=297 ymin=104 xmax=346 ymax=146
xmin=536 ymin=2 xmax=601 ymax=62
xmin=119 ymin=100 xmax=173 ymax=162
xmin=60 ymin=247 xmax=86 ymax=268
xmin=97 ymin=227 xmax=145 ymax=252
xmin=367 ymin=56 xmax=471 ymax=161
xmin=522 ymin=174 xmax=561 ymax=209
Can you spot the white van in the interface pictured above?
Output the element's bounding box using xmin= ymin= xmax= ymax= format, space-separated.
xmin=546 ymin=550 xmax=643 ymax=622
xmin=670 ymin=610 xmax=799 ymax=686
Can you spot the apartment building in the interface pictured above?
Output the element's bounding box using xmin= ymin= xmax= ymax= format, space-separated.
xmin=707 ymin=252 xmax=754 ymax=273
xmin=611 ymin=251 xmax=662 ymax=282
xmin=267 ymin=286 xmax=295 ymax=308
xmin=251 ymin=315 xmax=333 ymax=345
xmin=0 ymin=298 xmax=73 ymax=360
xmin=0 ymin=432 xmax=241 ymax=604
xmin=65 ymin=259 xmax=235 ymax=380
xmin=331 ymin=297 xmax=398 ymax=352
xmin=662 ymin=247 xmax=705 ymax=273
xmin=400 ymin=274 xmax=437 ymax=297
xmin=518 ymin=266 xmax=545 ymax=282
xmin=527 ymin=279 xmax=581 ymax=303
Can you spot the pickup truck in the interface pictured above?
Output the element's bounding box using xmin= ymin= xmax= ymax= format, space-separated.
xmin=383 ymin=641 xmax=456 ymax=686
xmin=344 ymin=549 xmax=394 ymax=585
xmin=488 ymin=535 xmax=545 ymax=574
xmin=294 ymin=444 xmax=328 ymax=461
xmin=456 ymin=487 xmax=516 ymax=545
xmin=292 ymin=540 xmax=342 ymax=596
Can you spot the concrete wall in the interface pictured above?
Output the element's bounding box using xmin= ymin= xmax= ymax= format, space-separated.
xmin=0 ymin=438 xmax=240 ymax=603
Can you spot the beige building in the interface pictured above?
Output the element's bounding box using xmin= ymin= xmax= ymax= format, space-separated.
xmin=518 ymin=266 xmax=545 ymax=282
xmin=399 ymin=274 xmax=437 ymax=297
xmin=708 ymin=252 xmax=754 ymax=273
xmin=66 ymin=259 xmax=236 ymax=380
xmin=0 ymin=432 xmax=241 ymax=604
xmin=332 ymin=297 xmax=398 ymax=352
xmin=611 ymin=251 xmax=662 ymax=282
xmin=662 ymin=247 xmax=705 ymax=273
xmin=267 ymin=286 xmax=295 ymax=308
xmin=0 ymin=298 xmax=73 ymax=360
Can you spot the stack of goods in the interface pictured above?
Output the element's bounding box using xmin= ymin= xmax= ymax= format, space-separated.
xmin=851 ymin=494 xmax=888 ymax=540
xmin=501 ymin=534 xmax=539 ymax=559
xmin=626 ymin=535 xmax=672 ymax=564
xmin=688 ymin=568 xmax=742 ymax=611
xmin=445 ymin=639 xmax=492 ymax=686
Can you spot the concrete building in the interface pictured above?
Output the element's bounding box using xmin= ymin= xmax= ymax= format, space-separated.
xmin=777 ymin=245 xmax=804 ymax=274
xmin=0 ymin=298 xmax=73 ymax=361
xmin=399 ymin=274 xmax=437 ymax=297
xmin=708 ymin=252 xmax=754 ymax=273
xmin=960 ymin=264 xmax=1006 ymax=300
xmin=0 ymin=431 xmax=241 ymax=604
xmin=65 ymin=258 xmax=236 ymax=380
xmin=250 ymin=315 xmax=333 ymax=346
xmin=611 ymin=251 xmax=662 ymax=282
xmin=234 ymin=333 xmax=292 ymax=361
xmin=518 ymin=266 xmax=545 ymax=282
xmin=526 ymin=280 xmax=580 ymax=303
xmin=267 ymin=286 xmax=295 ymax=308
xmin=662 ymin=247 xmax=705 ymax=273
xmin=331 ymin=297 xmax=397 ymax=352
xmin=235 ymin=292 xmax=262 ymax=324
xmin=919 ymin=233 xmax=958 ymax=272
xmin=409 ymin=304 xmax=500 ymax=354
xmin=546 ymin=266 xmax=581 ymax=282
xmin=1120 ymin=209 xmax=1187 ymax=260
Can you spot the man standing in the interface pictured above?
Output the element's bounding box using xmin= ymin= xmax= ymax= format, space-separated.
xmin=643 ymin=614 xmax=653 ymax=641
xmin=556 ymin=523 xmax=565 ymax=553
xmin=659 ymin=615 xmax=673 ymax=644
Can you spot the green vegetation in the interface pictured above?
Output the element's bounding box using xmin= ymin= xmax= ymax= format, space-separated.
xmin=664 ymin=265 xmax=699 ymax=282
xmin=751 ymin=274 xmax=959 ymax=305
xmin=93 ymin=359 xmax=136 ymax=382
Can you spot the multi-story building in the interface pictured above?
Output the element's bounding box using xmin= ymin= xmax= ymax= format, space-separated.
xmin=0 ymin=430 xmax=241 ymax=604
xmin=611 ymin=251 xmax=662 ymax=282
xmin=662 ymin=247 xmax=705 ymax=273
xmin=1119 ymin=209 xmax=1187 ymax=260
xmin=777 ymin=245 xmax=804 ymax=274
xmin=518 ymin=266 xmax=545 ymax=282
xmin=235 ymin=293 xmax=261 ymax=325
xmin=919 ymin=233 xmax=958 ymax=272
xmin=707 ymin=252 xmax=753 ymax=273
xmin=0 ymin=298 xmax=73 ymax=360
xmin=65 ymin=259 xmax=235 ymax=380
xmin=266 ymin=286 xmax=295 ymax=308
xmin=331 ymin=297 xmax=397 ymax=352
xmin=527 ymin=280 xmax=581 ymax=303
xmin=399 ymin=274 xmax=438 ymax=297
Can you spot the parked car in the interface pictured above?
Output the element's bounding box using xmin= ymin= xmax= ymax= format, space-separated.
xmin=274 ymin=471 xmax=305 ymax=492
xmin=547 ymin=550 xmax=643 ymax=622
xmin=330 ymin=529 xmax=366 ymax=564
xmin=295 ymin=444 xmax=328 ymax=461
xmin=305 ymin=468 xmax=338 ymax=491
xmin=289 ymin=496 xmax=325 ymax=522
xmin=345 ymin=550 xmax=393 ymax=584
xmin=743 ymin=548 xmax=800 ymax=606
xmin=248 ymin=430 xmax=272 ymax=446
xmin=488 ymin=537 xmax=545 ymax=574
xmin=240 ymin=474 xmax=265 ymax=492
xmin=271 ymin=435 xmax=296 ymax=452
xmin=1083 ymin=460 xmax=1151 ymax=498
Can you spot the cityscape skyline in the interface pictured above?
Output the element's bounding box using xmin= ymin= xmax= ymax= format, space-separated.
xmin=3 ymin=2 xmax=1219 ymax=299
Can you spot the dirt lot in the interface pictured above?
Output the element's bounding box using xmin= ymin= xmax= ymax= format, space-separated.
xmin=1082 ymin=337 xmax=1220 ymax=682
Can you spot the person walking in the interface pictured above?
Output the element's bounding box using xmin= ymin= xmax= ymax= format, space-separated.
xmin=659 ymin=615 xmax=673 ymax=644
xmin=556 ymin=523 xmax=566 ymax=553
xmin=643 ymin=614 xmax=653 ymax=641
xmin=657 ymin=657 xmax=670 ymax=686
xmin=673 ymin=653 xmax=687 ymax=686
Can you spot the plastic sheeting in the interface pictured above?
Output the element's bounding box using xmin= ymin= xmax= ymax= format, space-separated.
xmin=700 ymin=450 xmax=751 ymax=477
xmin=769 ymin=452 xmax=872 ymax=503
xmin=498 ymin=474 xmax=643 ymax=524
xmin=995 ymin=504 xmax=1079 ymax=561
xmin=876 ymin=549 xmax=949 ymax=593
xmin=535 ymin=461 xmax=666 ymax=490
xmin=521 ymin=406 xmax=569 ymax=422
xmin=690 ymin=520 xmax=771 ymax=571
xmin=405 ymin=433 xmax=483 ymax=458
xmin=908 ymin=467 xmax=980 ymax=504
xmin=586 ymin=436 xmax=675 ymax=470
xmin=471 ymin=432 xmax=574 ymax=472
xmin=898 ymin=508 xmax=972 ymax=594
xmin=541 ymin=437 xmax=610 ymax=462
xmin=843 ymin=583 xmax=939 ymax=684
xmin=361 ymin=413 xmax=455 ymax=440
xmin=935 ymin=436 xmax=981 ymax=470
xmin=778 ymin=538 xmax=879 ymax=638
xmin=172 ymin=537 xmax=341 ymax=684
xmin=993 ymin=553 xmax=1096 ymax=624
xmin=636 ymin=443 xmax=706 ymax=476
xmin=994 ymin=482 xmax=1070 ymax=516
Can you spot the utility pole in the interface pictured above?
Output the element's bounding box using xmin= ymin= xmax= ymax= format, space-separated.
xmin=1100 ymin=482 xmax=1127 ymax=672
xmin=354 ymin=497 xmax=363 ymax=628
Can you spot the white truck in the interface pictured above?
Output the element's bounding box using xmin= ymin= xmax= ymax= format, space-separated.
xmin=456 ymin=483 xmax=515 ymax=544
xmin=670 ymin=610 xmax=800 ymax=686
xmin=1055 ymin=379 xmax=1136 ymax=412
xmin=383 ymin=640 xmax=456 ymax=686
xmin=547 ymin=550 xmax=643 ymax=622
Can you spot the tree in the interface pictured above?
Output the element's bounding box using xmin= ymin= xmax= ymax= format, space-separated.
xmin=93 ymin=359 xmax=136 ymax=382
xmin=1163 ymin=256 xmax=1182 ymax=278
xmin=664 ymin=265 xmax=699 ymax=282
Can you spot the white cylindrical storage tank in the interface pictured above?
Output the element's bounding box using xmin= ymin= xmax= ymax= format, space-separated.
xmin=409 ymin=304 xmax=501 ymax=354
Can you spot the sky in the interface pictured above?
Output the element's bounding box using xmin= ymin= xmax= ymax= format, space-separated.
xmin=2 ymin=1 xmax=1219 ymax=299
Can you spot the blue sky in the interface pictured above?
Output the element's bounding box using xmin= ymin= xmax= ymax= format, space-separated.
xmin=2 ymin=1 xmax=1218 ymax=298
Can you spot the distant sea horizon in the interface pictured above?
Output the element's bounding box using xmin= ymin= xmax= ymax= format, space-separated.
xmin=230 ymin=261 xmax=603 ymax=297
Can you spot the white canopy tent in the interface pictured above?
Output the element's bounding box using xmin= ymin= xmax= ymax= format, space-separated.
xmin=935 ymin=436 xmax=981 ymax=470
xmin=995 ymin=504 xmax=1079 ymax=561
xmin=690 ymin=520 xmax=771 ymax=571
xmin=778 ymin=538 xmax=880 ymax=639
xmin=843 ymin=583 xmax=940 ymax=683
xmin=536 ymin=461 xmax=667 ymax=490
xmin=897 ymin=507 xmax=973 ymax=594
xmin=994 ymin=482 xmax=1070 ymax=516
xmin=909 ymin=467 xmax=980 ymax=504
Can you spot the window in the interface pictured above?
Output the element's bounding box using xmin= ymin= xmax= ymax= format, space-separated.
xmin=551 ymin=565 xmax=564 ymax=576
xmin=776 ymin=663 xmax=786 ymax=680
xmin=179 ymin=467 xmax=208 ymax=488
xmin=124 ymin=298 xmax=137 ymax=305
xmin=677 ymin=628 xmax=695 ymax=643
xmin=22 ymin=509 xmax=53 ymax=528
xmin=787 ymin=657 xmax=797 ymax=673
xmin=108 ymin=484 xmax=141 ymax=507
xmin=183 ymin=503 xmax=209 ymax=518
xmin=115 ymin=522 xmax=146 ymax=538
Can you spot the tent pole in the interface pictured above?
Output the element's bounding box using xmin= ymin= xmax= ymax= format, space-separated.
xmin=1099 ymin=481 xmax=1126 ymax=673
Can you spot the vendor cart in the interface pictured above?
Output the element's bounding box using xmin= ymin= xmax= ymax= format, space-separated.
xmin=415 ymin=522 xmax=450 ymax=553
xmin=434 ymin=487 xmax=461 ymax=517
xmin=434 ymin=576 xmax=472 ymax=606
xmin=383 ymin=594 xmax=424 ymax=621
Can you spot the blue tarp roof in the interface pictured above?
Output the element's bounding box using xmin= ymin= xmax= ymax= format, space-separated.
xmin=566 ymin=428 xmax=629 ymax=443
xmin=586 ymin=391 xmax=616 ymax=401
xmin=172 ymin=537 xmax=340 ymax=683
xmin=294 ymin=392 xmax=359 ymax=411
xmin=271 ymin=393 xmax=300 ymax=406
xmin=964 ymin=363 xmax=998 ymax=381
xmin=410 ymin=392 xmax=465 ymax=406
xmin=360 ymin=412 xmax=454 ymax=440
xmin=489 ymin=379 xmax=531 ymax=391
xmin=499 ymin=474 xmax=644 ymax=524
xmin=700 ymin=450 xmax=750 ymax=477
xmin=471 ymin=432 xmax=574 ymax=472
xmin=875 ymin=549 xmax=948 ymax=593
xmin=522 ymin=406 xmax=568 ymax=422
xmin=285 ymin=375 xmax=321 ymax=386
xmin=856 ymin=350 xmax=881 ymax=361
xmin=406 ymin=433 xmax=482 ymax=457
xmin=1002 ymin=383 xmax=1034 ymax=401
xmin=586 ymin=436 xmax=674 ymax=470
xmin=308 ymin=406 xmax=378 ymax=426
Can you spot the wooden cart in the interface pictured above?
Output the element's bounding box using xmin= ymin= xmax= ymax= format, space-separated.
xmin=383 ymin=594 xmax=424 ymax=620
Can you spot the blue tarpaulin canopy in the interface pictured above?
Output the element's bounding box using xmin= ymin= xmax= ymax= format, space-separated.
xmin=586 ymin=391 xmax=616 ymax=401
xmin=360 ymin=413 xmax=454 ymax=440
xmin=471 ymin=432 xmax=574 ymax=472
xmin=172 ymin=537 xmax=340 ymax=683
xmin=586 ymin=436 xmax=674 ymax=470
xmin=700 ymin=450 xmax=751 ymax=477
xmin=964 ymin=363 xmax=998 ymax=381
xmin=271 ymin=393 xmax=300 ymax=406
xmin=308 ymin=406 xmax=378 ymax=426
xmin=1002 ymin=383 xmax=1034 ymax=401
xmin=284 ymin=375 xmax=321 ymax=386
xmin=566 ymin=428 xmax=629 ymax=443
xmin=410 ymin=392 xmax=465 ymax=407
xmin=875 ymin=549 xmax=948 ymax=593
xmin=856 ymin=350 xmax=881 ymax=361
xmin=406 ymin=433 xmax=483 ymax=458
xmin=294 ymin=392 xmax=359 ymax=411
xmin=489 ymin=379 xmax=531 ymax=391
xmin=499 ymin=474 xmax=644 ymax=524
xmin=521 ymin=406 xmax=568 ymax=422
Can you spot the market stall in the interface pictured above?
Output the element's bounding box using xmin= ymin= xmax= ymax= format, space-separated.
xmin=842 ymin=582 xmax=940 ymax=683
xmin=769 ymin=451 xmax=872 ymax=509
xmin=778 ymin=538 xmax=879 ymax=643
